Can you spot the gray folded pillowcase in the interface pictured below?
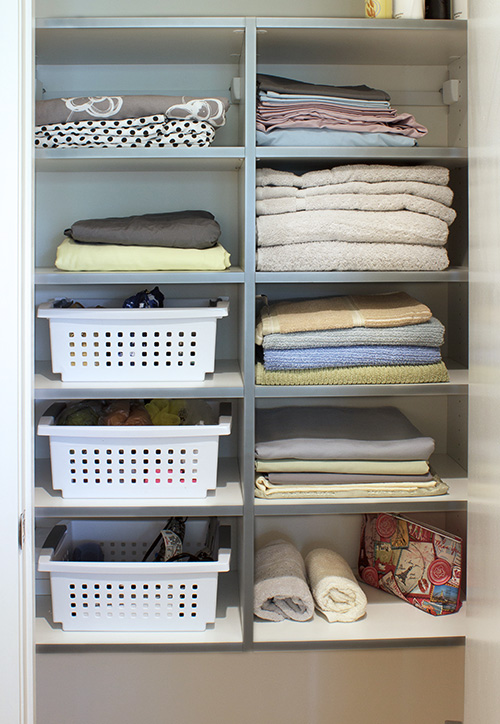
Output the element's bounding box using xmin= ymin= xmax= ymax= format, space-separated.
xmin=64 ymin=210 xmax=221 ymax=249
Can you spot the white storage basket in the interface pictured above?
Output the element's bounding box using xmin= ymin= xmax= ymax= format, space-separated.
xmin=38 ymin=519 xmax=231 ymax=632
xmin=37 ymin=297 xmax=229 ymax=382
xmin=37 ymin=404 xmax=231 ymax=499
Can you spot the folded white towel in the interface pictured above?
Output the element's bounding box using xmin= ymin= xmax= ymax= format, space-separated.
xmin=256 ymin=192 xmax=456 ymax=225
xmin=257 ymin=209 xmax=449 ymax=247
xmin=254 ymin=539 xmax=315 ymax=622
xmin=256 ymin=180 xmax=454 ymax=207
xmin=256 ymin=164 xmax=450 ymax=189
xmin=256 ymin=240 xmax=449 ymax=272
xmin=305 ymin=548 xmax=367 ymax=622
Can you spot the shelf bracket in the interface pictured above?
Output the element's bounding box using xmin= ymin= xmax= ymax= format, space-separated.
xmin=441 ymin=79 xmax=461 ymax=105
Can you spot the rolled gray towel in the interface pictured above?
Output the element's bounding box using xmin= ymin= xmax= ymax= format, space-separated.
xmin=254 ymin=539 xmax=314 ymax=621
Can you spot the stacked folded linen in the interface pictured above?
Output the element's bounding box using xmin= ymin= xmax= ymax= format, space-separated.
xmin=255 ymin=292 xmax=449 ymax=385
xmin=254 ymin=406 xmax=448 ymax=499
xmin=256 ymin=73 xmax=427 ymax=147
xmin=54 ymin=210 xmax=231 ymax=271
xmin=256 ymin=164 xmax=455 ymax=272
xmin=35 ymin=94 xmax=230 ymax=149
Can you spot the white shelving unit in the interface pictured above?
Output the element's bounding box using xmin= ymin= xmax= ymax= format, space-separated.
xmin=32 ymin=14 xmax=469 ymax=652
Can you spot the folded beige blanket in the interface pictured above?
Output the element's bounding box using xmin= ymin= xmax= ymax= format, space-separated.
xmin=256 ymin=193 xmax=456 ymax=225
xmin=256 ymin=180 xmax=454 ymax=207
xmin=255 ymin=459 xmax=430 ymax=474
xmin=255 ymin=361 xmax=449 ymax=385
xmin=256 ymin=165 xmax=450 ymax=188
xmin=255 ymin=473 xmax=448 ymax=499
xmin=256 ymin=209 xmax=449 ymax=247
xmin=256 ymin=240 xmax=449 ymax=272
xmin=255 ymin=292 xmax=432 ymax=343
xmin=305 ymin=549 xmax=367 ymax=622
xmin=55 ymin=237 xmax=231 ymax=271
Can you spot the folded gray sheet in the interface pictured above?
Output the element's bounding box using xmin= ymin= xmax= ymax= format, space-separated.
xmin=267 ymin=472 xmax=435 ymax=484
xmin=255 ymin=406 xmax=435 ymax=461
xmin=257 ymin=74 xmax=391 ymax=102
xmin=65 ymin=210 xmax=221 ymax=249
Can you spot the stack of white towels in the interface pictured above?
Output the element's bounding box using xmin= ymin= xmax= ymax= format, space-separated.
xmin=256 ymin=164 xmax=456 ymax=272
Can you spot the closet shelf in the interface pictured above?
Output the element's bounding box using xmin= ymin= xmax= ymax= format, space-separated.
xmin=34 ymin=360 xmax=244 ymax=399
xmin=255 ymin=268 xmax=468 ymax=284
xmin=35 ymin=268 xmax=246 ymax=285
xmin=34 ymin=457 xmax=243 ymax=517
xmin=35 ymin=572 xmax=243 ymax=647
xmin=256 ymin=148 xmax=468 ymax=165
xmin=35 ymin=148 xmax=246 ymax=172
xmin=253 ymin=584 xmax=466 ymax=648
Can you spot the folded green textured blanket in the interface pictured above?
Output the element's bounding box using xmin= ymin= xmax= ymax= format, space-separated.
xmin=255 ymin=361 xmax=449 ymax=385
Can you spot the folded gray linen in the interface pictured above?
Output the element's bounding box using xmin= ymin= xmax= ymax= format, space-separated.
xmin=267 ymin=472 xmax=435 ymax=484
xmin=257 ymin=73 xmax=391 ymax=102
xmin=256 ymin=240 xmax=449 ymax=272
xmin=256 ymin=193 xmax=456 ymax=225
xmin=254 ymin=539 xmax=314 ymax=622
xmin=305 ymin=548 xmax=367 ymax=622
xmin=64 ymin=210 xmax=221 ymax=249
xmin=255 ymin=406 xmax=435 ymax=461
xmin=256 ymin=180 xmax=454 ymax=206
xmin=36 ymin=94 xmax=230 ymax=127
xmin=261 ymin=317 xmax=445 ymax=350
xmin=256 ymin=164 xmax=450 ymax=188
xmin=256 ymin=209 xmax=449 ymax=247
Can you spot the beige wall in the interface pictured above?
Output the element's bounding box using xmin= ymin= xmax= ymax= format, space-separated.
xmin=37 ymin=647 xmax=465 ymax=724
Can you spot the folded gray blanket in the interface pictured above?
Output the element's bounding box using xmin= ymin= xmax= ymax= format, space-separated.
xmin=257 ymin=73 xmax=391 ymax=101
xmin=36 ymin=94 xmax=230 ymax=127
xmin=262 ymin=344 xmax=442 ymax=370
xmin=65 ymin=210 xmax=221 ymax=249
xmin=261 ymin=317 xmax=445 ymax=350
xmin=256 ymin=164 xmax=450 ymax=188
xmin=256 ymin=193 xmax=456 ymax=225
xmin=254 ymin=539 xmax=314 ymax=621
xmin=257 ymin=209 xmax=449 ymax=247
xmin=267 ymin=472 xmax=435 ymax=484
xmin=256 ymin=180 xmax=454 ymax=206
xmin=255 ymin=406 xmax=435 ymax=461
xmin=256 ymin=240 xmax=449 ymax=271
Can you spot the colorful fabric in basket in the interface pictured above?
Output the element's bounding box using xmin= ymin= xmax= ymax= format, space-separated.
xmin=358 ymin=513 xmax=462 ymax=616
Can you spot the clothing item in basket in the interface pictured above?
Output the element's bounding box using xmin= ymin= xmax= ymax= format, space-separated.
xmin=255 ymin=292 xmax=433 ymax=343
xmin=256 ymin=73 xmax=427 ymax=145
xmin=145 ymin=399 xmax=217 ymax=426
xmin=254 ymin=539 xmax=314 ymax=622
xmin=54 ymin=399 xmax=216 ymax=426
xmin=98 ymin=400 xmax=152 ymax=426
xmin=65 ymin=210 xmax=221 ymax=249
xmin=122 ymin=287 xmax=164 ymax=308
xmin=35 ymin=117 xmax=215 ymax=148
xmin=256 ymin=128 xmax=416 ymax=147
xmin=36 ymin=95 xmax=230 ymax=127
xmin=358 ymin=513 xmax=463 ymax=615
xmin=54 ymin=237 xmax=231 ymax=271
xmin=255 ymin=361 xmax=449 ymax=385
xmin=255 ymin=406 xmax=435 ymax=461
xmin=254 ymin=473 xmax=449 ymax=499
xmin=305 ymin=548 xmax=367 ymax=622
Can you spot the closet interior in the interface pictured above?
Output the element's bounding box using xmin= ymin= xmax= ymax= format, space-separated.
xmin=32 ymin=14 xmax=469 ymax=652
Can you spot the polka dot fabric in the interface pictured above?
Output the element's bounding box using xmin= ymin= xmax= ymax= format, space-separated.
xmin=35 ymin=116 xmax=216 ymax=148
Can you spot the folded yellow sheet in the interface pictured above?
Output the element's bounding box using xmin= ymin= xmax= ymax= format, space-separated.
xmin=254 ymin=474 xmax=449 ymax=499
xmin=55 ymin=237 xmax=231 ymax=271
xmin=255 ymin=361 xmax=449 ymax=385
xmin=255 ymin=459 xmax=430 ymax=474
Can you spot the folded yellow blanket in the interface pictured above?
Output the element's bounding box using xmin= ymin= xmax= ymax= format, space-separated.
xmin=255 ymin=291 xmax=432 ymax=344
xmin=255 ymin=459 xmax=430 ymax=474
xmin=255 ymin=361 xmax=449 ymax=385
xmin=55 ymin=237 xmax=231 ymax=271
xmin=255 ymin=474 xmax=449 ymax=499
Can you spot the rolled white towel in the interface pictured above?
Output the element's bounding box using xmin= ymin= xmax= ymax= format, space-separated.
xmin=305 ymin=548 xmax=367 ymax=623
